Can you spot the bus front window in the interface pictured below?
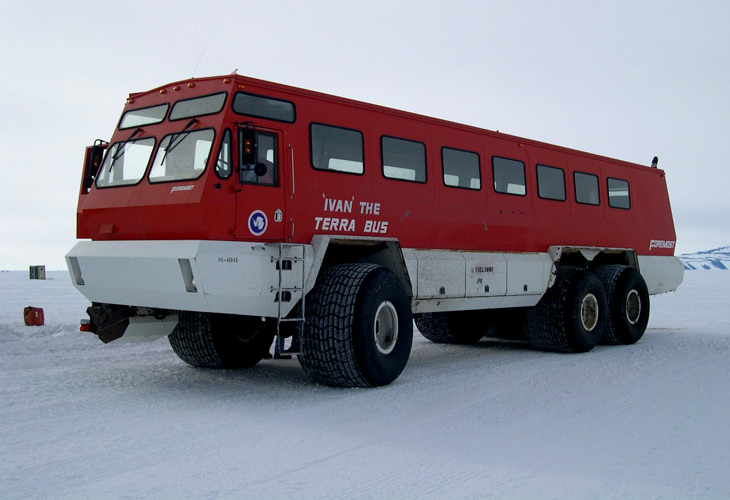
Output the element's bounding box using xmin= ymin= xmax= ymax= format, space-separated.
xmin=96 ymin=137 xmax=156 ymax=187
xmin=149 ymin=129 xmax=215 ymax=183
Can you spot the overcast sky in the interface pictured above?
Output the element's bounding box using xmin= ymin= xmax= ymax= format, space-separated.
xmin=2 ymin=1 xmax=728 ymax=269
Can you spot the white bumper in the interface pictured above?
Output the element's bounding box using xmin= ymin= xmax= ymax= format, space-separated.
xmin=66 ymin=240 xmax=310 ymax=317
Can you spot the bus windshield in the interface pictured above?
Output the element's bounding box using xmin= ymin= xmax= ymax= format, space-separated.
xmin=149 ymin=129 xmax=215 ymax=183
xmin=96 ymin=138 xmax=156 ymax=187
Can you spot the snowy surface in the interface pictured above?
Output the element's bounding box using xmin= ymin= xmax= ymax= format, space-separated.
xmin=2 ymin=270 xmax=729 ymax=499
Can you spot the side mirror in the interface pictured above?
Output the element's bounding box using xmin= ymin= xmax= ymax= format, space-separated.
xmin=82 ymin=140 xmax=107 ymax=192
xmin=253 ymin=162 xmax=268 ymax=177
xmin=87 ymin=145 xmax=104 ymax=178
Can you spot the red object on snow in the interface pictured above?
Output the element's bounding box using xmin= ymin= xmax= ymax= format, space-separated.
xmin=24 ymin=306 xmax=45 ymax=326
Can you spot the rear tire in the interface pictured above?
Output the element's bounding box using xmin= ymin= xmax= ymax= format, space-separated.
xmin=593 ymin=265 xmax=650 ymax=345
xmin=524 ymin=267 xmax=607 ymax=353
xmin=298 ymin=263 xmax=413 ymax=387
xmin=415 ymin=311 xmax=489 ymax=344
xmin=169 ymin=312 xmax=275 ymax=369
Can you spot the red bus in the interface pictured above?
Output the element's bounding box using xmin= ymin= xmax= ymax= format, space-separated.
xmin=67 ymin=74 xmax=683 ymax=387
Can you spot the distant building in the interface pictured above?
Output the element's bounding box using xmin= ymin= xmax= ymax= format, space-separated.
xmin=29 ymin=265 xmax=46 ymax=280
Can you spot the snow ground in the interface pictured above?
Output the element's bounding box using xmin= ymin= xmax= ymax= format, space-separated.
xmin=1 ymin=270 xmax=729 ymax=499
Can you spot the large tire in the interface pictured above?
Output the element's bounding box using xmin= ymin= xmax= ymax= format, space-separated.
xmin=298 ymin=263 xmax=413 ymax=387
xmin=414 ymin=311 xmax=489 ymax=344
xmin=593 ymin=265 xmax=650 ymax=345
xmin=169 ymin=312 xmax=275 ymax=369
xmin=524 ymin=267 xmax=607 ymax=353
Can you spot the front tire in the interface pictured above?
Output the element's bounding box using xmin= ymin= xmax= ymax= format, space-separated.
xmin=169 ymin=312 xmax=275 ymax=369
xmin=299 ymin=263 xmax=413 ymax=387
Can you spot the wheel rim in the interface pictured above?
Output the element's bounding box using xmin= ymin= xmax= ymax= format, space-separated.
xmin=580 ymin=293 xmax=599 ymax=332
xmin=374 ymin=301 xmax=399 ymax=355
xmin=625 ymin=289 xmax=642 ymax=325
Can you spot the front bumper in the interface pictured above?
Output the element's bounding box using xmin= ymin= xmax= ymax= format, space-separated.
xmin=66 ymin=240 xmax=309 ymax=318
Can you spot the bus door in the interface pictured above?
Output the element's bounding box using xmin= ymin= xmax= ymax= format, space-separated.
xmin=234 ymin=124 xmax=288 ymax=241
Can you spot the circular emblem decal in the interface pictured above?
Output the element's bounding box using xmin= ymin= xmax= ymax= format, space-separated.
xmin=248 ymin=210 xmax=268 ymax=236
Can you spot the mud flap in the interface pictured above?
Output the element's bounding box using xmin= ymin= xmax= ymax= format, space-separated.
xmin=86 ymin=304 xmax=178 ymax=343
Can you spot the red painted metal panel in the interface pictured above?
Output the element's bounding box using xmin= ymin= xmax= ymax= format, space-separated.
xmin=76 ymin=74 xmax=677 ymax=258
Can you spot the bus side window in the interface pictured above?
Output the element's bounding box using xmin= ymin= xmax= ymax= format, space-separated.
xmin=382 ymin=136 xmax=427 ymax=183
xmin=574 ymin=171 xmax=600 ymax=205
xmin=492 ymin=156 xmax=526 ymax=195
xmin=536 ymin=164 xmax=566 ymax=201
xmin=310 ymin=123 xmax=364 ymax=174
xmin=442 ymin=147 xmax=481 ymax=189
xmin=607 ymin=177 xmax=631 ymax=209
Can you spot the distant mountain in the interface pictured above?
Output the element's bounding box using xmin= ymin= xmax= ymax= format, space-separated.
xmin=679 ymin=246 xmax=730 ymax=271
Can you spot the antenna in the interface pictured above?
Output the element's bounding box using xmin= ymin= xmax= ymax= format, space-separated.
xmin=192 ymin=44 xmax=207 ymax=78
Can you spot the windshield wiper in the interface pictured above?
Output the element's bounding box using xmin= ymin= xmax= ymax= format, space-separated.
xmin=161 ymin=118 xmax=198 ymax=165
xmin=109 ymin=127 xmax=143 ymax=170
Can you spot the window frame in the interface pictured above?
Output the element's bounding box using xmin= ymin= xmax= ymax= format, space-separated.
xmin=492 ymin=156 xmax=527 ymax=196
xmin=607 ymin=177 xmax=631 ymax=210
xmin=148 ymin=128 xmax=216 ymax=184
xmin=380 ymin=135 xmax=428 ymax=184
xmin=536 ymin=164 xmax=567 ymax=201
xmin=169 ymin=92 xmax=227 ymax=122
xmin=232 ymin=91 xmax=296 ymax=123
xmin=95 ymin=137 xmax=157 ymax=188
xmin=309 ymin=122 xmax=365 ymax=176
xmin=118 ymin=103 xmax=169 ymax=130
xmin=441 ymin=146 xmax=481 ymax=190
xmin=573 ymin=171 xmax=601 ymax=206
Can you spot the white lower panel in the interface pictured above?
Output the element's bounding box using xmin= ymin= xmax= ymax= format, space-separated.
xmin=68 ymin=240 xmax=675 ymax=320
xmin=404 ymin=249 xmax=552 ymax=310
xmin=464 ymin=253 xmax=507 ymax=297
xmin=411 ymin=293 xmax=542 ymax=314
xmin=505 ymin=253 xmax=553 ymax=296
xmin=413 ymin=250 xmax=466 ymax=298
xmin=637 ymin=255 xmax=684 ymax=294
xmin=66 ymin=240 xmax=310 ymax=317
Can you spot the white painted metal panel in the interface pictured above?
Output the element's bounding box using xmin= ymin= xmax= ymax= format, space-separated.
xmin=410 ymin=250 xmax=551 ymax=313
xmin=66 ymin=240 xmax=207 ymax=311
xmin=66 ymin=240 xmax=312 ymax=317
xmin=411 ymin=293 xmax=543 ymax=314
xmin=464 ymin=253 xmax=507 ymax=297
xmin=413 ymin=250 xmax=465 ymax=299
xmin=637 ymin=255 xmax=684 ymax=294
xmin=505 ymin=253 xmax=553 ymax=296
xmin=191 ymin=242 xmax=280 ymax=315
